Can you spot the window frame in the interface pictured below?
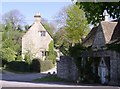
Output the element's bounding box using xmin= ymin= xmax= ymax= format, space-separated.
xmin=40 ymin=31 xmax=46 ymax=36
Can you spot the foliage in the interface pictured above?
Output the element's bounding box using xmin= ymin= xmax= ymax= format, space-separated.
xmin=0 ymin=48 xmax=16 ymax=62
xmin=69 ymin=43 xmax=86 ymax=58
xmin=76 ymin=2 xmax=120 ymax=25
xmin=1 ymin=21 xmax=23 ymax=62
xmin=6 ymin=61 xmax=30 ymax=72
xmin=54 ymin=4 xmax=89 ymax=55
xmin=15 ymin=55 xmax=22 ymax=61
xmin=41 ymin=18 xmax=56 ymax=36
xmin=2 ymin=9 xmax=25 ymax=29
xmin=46 ymin=41 xmax=57 ymax=64
xmin=69 ymin=43 xmax=85 ymax=81
xmin=30 ymin=58 xmax=41 ymax=72
xmin=107 ymin=44 xmax=120 ymax=53
xmin=54 ymin=6 xmax=68 ymax=28
xmin=69 ymin=44 xmax=100 ymax=83
xmin=65 ymin=5 xmax=89 ymax=44
xmin=24 ymin=50 xmax=33 ymax=64
xmin=40 ymin=60 xmax=53 ymax=72
xmin=54 ymin=27 xmax=70 ymax=55
xmin=1 ymin=59 xmax=8 ymax=67
xmin=33 ymin=76 xmax=70 ymax=82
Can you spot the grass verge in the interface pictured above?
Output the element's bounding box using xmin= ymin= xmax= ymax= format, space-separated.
xmin=33 ymin=75 xmax=71 ymax=83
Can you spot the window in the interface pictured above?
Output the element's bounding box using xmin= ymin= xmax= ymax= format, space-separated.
xmin=40 ymin=31 xmax=46 ymax=36
xmin=42 ymin=51 xmax=48 ymax=56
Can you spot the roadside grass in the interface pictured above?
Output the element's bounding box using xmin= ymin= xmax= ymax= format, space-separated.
xmin=33 ymin=75 xmax=72 ymax=83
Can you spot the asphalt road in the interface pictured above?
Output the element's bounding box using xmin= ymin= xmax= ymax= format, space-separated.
xmin=1 ymin=69 xmax=120 ymax=89
xmin=1 ymin=80 xmax=120 ymax=89
xmin=2 ymin=72 xmax=47 ymax=82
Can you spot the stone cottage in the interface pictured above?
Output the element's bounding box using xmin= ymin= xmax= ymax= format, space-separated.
xmin=22 ymin=12 xmax=53 ymax=60
xmin=57 ymin=13 xmax=120 ymax=85
xmin=81 ymin=17 xmax=120 ymax=85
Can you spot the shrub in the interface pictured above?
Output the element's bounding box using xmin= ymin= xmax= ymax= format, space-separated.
xmin=30 ymin=58 xmax=41 ymax=72
xmin=30 ymin=58 xmax=54 ymax=72
xmin=1 ymin=59 xmax=8 ymax=67
xmin=107 ymin=44 xmax=120 ymax=53
xmin=6 ymin=61 xmax=30 ymax=72
xmin=24 ymin=51 xmax=32 ymax=64
xmin=40 ymin=60 xmax=53 ymax=72
xmin=46 ymin=41 xmax=57 ymax=64
xmin=0 ymin=48 xmax=16 ymax=62
xmin=16 ymin=55 xmax=22 ymax=61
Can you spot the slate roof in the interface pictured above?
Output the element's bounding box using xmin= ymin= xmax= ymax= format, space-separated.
xmin=82 ymin=26 xmax=98 ymax=47
xmin=110 ymin=19 xmax=120 ymax=44
xmin=82 ymin=20 xmax=119 ymax=46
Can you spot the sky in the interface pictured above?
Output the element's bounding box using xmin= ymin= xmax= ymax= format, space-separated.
xmin=1 ymin=1 xmax=73 ymax=25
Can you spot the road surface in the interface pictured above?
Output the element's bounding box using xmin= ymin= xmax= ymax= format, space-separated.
xmin=1 ymin=80 xmax=120 ymax=89
xmin=1 ymin=68 xmax=120 ymax=89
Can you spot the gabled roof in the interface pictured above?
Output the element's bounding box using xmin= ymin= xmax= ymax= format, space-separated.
xmin=82 ymin=26 xmax=98 ymax=47
xmin=82 ymin=21 xmax=118 ymax=47
xmin=111 ymin=19 xmax=120 ymax=41
xmin=23 ymin=22 xmax=53 ymax=39
xmin=101 ymin=21 xmax=117 ymax=43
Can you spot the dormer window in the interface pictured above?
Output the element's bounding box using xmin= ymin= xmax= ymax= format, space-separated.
xmin=39 ymin=31 xmax=46 ymax=36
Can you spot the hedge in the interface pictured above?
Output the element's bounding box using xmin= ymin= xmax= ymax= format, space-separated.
xmin=6 ymin=61 xmax=30 ymax=72
xmin=31 ymin=58 xmax=54 ymax=72
xmin=5 ymin=58 xmax=54 ymax=73
xmin=40 ymin=60 xmax=54 ymax=72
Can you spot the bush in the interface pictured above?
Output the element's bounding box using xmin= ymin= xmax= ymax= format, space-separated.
xmin=30 ymin=58 xmax=41 ymax=72
xmin=40 ymin=60 xmax=53 ymax=72
xmin=46 ymin=41 xmax=57 ymax=64
xmin=6 ymin=61 xmax=30 ymax=72
xmin=30 ymin=58 xmax=54 ymax=72
xmin=1 ymin=59 xmax=8 ymax=67
xmin=107 ymin=44 xmax=120 ymax=53
xmin=0 ymin=48 xmax=16 ymax=62
xmin=16 ymin=55 xmax=22 ymax=61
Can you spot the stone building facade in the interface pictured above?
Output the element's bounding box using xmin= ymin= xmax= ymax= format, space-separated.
xmin=57 ymin=17 xmax=120 ymax=85
xmin=57 ymin=56 xmax=78 ymax=81
xmin=22 ymin=13 xmax=53 ymax=60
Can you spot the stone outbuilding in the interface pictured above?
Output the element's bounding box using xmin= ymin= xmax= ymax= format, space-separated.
xmin=22 ymin=12 xmax=53 ymax=60
xmin=81 ymin=18 xmax=120 ymax=85
xmin=57 ymin=16 xmax=120 ymax=85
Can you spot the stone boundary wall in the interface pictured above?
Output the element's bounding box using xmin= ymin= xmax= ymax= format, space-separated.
xmin=56 ymin=51 xmax=120 ymax=85
xmin=57 ymin=56 xmax=78 ymax=81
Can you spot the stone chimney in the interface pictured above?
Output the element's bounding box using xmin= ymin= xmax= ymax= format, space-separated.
xmin=103 ymin=10 xmax=109 ymax=21
xmin=34 ymin=12 xmax=41 ymax=22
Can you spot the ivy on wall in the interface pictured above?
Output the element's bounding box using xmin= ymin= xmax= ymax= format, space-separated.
xmin=107 ymin=44 xmax=120 ymax=53
xmin=46 ymin=41 xmax=57 ymax=64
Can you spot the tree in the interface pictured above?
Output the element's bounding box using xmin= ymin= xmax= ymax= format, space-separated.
xmin=2 ymin=9 xmax=25 ymax=30
xmin=46 ymin=41 xmax=57 ymax=64
xmin=1 ymin=21 xmax=24 ymax=62
xmin=41 ymin=19 xmax=56 ymax=36
xmin=54 ymin=6 xmax=68 ymax=28
xmin=54 ymin=27 xmax=70 ymax=55
xmin=76 ymin=2 xmax=120 ymax=25
xmin=65 ymin=4 xmax=89 ymax=46
xmin=54 ymin=4 xmax=89 ymax=55
xmin=0 ymin=48 xmax=16 ymax=62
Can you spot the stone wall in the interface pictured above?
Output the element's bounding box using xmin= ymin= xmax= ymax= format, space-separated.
xmin=57 ymin=51 xmax=120 ymax=85
xmin=57 ymin=56 xmax=78 ymax=81
xmin=116 ymin=52 xmax=120 ymax=85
